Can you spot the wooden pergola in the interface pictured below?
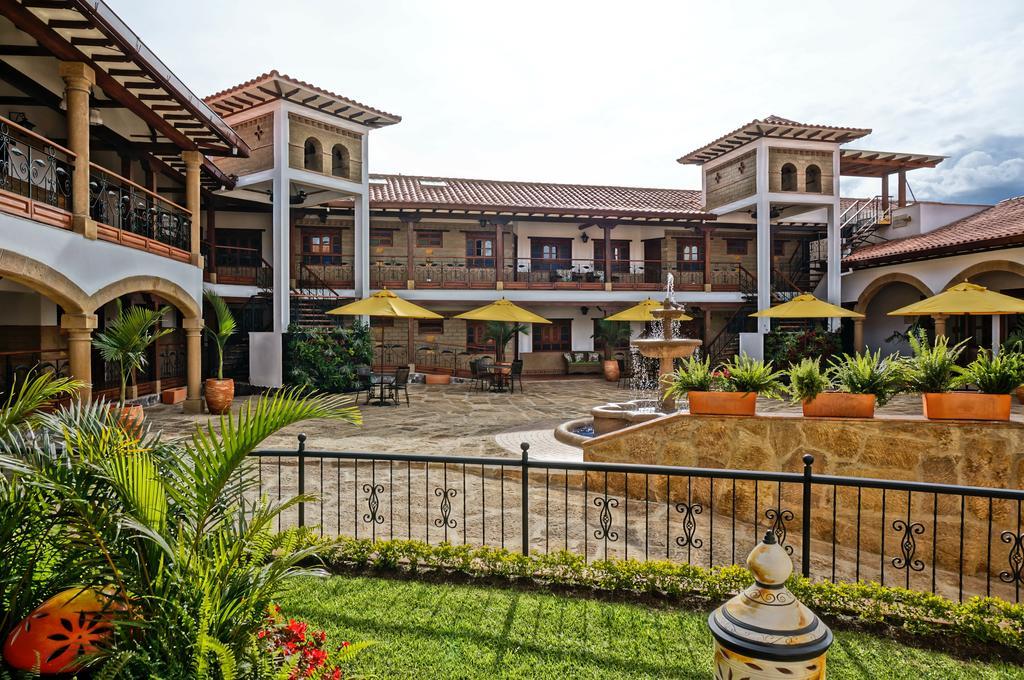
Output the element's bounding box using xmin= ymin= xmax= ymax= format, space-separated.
xmin=839 ymin=149 xmax=946 ymax=209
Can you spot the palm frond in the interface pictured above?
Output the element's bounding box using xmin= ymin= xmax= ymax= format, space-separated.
xmin=92 ymin=301 xmax=174 ymax=404
xmin=204 ymin=290 xmax=237 ymax=380
xmin=0 ymin=369 xmax=83 ymax=436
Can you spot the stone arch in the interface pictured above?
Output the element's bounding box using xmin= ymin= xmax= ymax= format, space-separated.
xmin=805 ymin=164 xmax=822 ymax=193
xmin=0 ymin=248 xmax=89 ymax=312
xmin=303 ymin=137 xmax=323 ymax=172
xmin=331 ymin=143 xmax=350 ymax=178
xmin=943 ymin=259 xmax=1024 ymax=291
xmin=86 ymin=276 xmax=201 ymax=319
xmin=780 ymin=163 xmax=797 ymax=191
xmin=854 ymin=272 xmax=932 ymax=314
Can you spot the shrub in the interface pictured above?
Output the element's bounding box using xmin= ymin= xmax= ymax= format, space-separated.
xmin=720 ymin=354 xmax=784 ymax=398
xmin=785 ymin=358 xmax=831 ymax=404
xmin=955 ymin=350 xmax=1024 ymax=394
xmin=312 ymin=538 xmax=1024 ymax=652
xmin=902 ymin=330 xmax=968 ymax=393
xmin=665 ymin=355 xmax=719 ymax=398
xmin=285 ymin=321 xmax=374 ymax=393
xmin=765 ymin=327 xmax=843 ymax=367
xmin=828 ymin=349 xmax=904 ymax=406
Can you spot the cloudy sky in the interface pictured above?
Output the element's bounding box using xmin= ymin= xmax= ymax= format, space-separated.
xmin=113 ymin=0 xmax=1024 ymax=204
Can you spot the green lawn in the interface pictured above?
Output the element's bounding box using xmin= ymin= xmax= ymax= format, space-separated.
xmin=279 ymin=575 xmax=1024 ymax=679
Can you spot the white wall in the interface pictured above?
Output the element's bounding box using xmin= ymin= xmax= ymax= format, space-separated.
xmin=862 ymin=282 xmax=925 ymax=354
xmin=0 ymin=213 xmax=203 ymax=309
xmin=878 ymin=201 xmax=989 ymax=240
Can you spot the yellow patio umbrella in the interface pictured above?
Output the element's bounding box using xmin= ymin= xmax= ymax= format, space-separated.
xmin=453 ymin=298 xmax=549 ymax=361
xmin=750 ymin=294 xmax=864 ymax=319
xmin=887 ymin=282 xmax=1024 ymax=316
xmin=604 ymin=298 xmax=692 ymax=322
xmin=453 ymin=298 xmax=551 ymax=324
xmin=326 ymin=289 xmax=442 ymax=373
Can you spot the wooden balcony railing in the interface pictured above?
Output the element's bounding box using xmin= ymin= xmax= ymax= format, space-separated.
xmin=89 ymin=163 xmax=191 ymax=260
xmin=0 ymin=115 xmax=74 ymax=227
xmin=0 ymin=348 xmax=70 ymax=398
xmin=204 ymin=243 xmax=272 ymax=288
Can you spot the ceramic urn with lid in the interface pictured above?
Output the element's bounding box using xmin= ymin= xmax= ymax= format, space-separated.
xmin=708 ymin=532 xmax=833 ymax=679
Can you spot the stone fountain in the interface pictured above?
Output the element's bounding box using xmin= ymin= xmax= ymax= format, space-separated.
xmin=631 ymin=293 xmax=702 ymax=412
xmin=554 ymin=277 xmax=703 ymax=444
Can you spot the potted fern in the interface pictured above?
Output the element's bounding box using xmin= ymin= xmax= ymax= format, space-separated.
xmin=592 ymin=319 xmax=631 ymax=381
xmin=92 ymin=301 xmax=172 ymax=431
xmin=787 ymin=351 xmax=901 ymax=418
xmin=945 ymin=350 xmax=1022 ymax=421
xmin=669 ymin=354 xmax=781 ymax=416
xmin=204 ymin=290 xmax=237 ymax=414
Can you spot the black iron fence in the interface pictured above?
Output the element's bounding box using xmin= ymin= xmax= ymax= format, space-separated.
xmin=247 ymin=437 xmax=1024 ymax=604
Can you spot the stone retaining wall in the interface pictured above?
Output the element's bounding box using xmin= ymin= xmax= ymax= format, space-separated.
xmin=583 ymin=413 xmax=1024 ymax=579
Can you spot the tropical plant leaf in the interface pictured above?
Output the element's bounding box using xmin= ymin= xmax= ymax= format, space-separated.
xmin=0 ymin=369 xmax=83 ymax=436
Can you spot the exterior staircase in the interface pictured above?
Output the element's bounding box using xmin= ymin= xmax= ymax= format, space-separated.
xmin=841 ymin=196 xmax=893 ymax=255
xmin=289 ymin=263 xmax=347 ymax=329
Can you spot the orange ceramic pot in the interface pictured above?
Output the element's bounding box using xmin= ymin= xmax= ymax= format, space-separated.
xmin=688 ymin=391 xmax=757 ymax=416
xmin=3 ymin=587 xmax=123 ymax=674
xmin=802 ymin=392 xmax=876 ymax=418
xmin=424 ymin=373 xmax=451 ymax=385
xmin=602 ymin=360 xmax=620 ymax=382
xmin=114 ymin=404 xmax=144 ymax=435
xmin=922 ymin=392 xmax=1011 ymax=421
xmin=205 ymin=378 xmax=234 ymax=415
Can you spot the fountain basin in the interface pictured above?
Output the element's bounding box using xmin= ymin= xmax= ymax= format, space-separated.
xmin=591 ymin=399 xmax=669 ymax=436
xmin=631 ymin=338 xmax=702 ymax=360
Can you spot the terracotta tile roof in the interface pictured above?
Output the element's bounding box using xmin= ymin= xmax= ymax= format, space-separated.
xmin=677 ymin=114 xmax=871 ymax=165
xmin=362 ymin=174 xmax=711 ymax=220
xmin=845 ymin=196 xmax=1024 ymax=267
xmin=205 ymin=70 xmax=400 ymax=127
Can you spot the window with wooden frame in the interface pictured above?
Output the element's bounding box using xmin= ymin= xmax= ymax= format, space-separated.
xmin=675 ymin=237 xmax=703 ymax=271
xmin=530 ymin=237 xmax=572 ymax=272
xmin=369 ymin=228 xmax=394 ymax=248
xmin=725 ymin=238 xmax=749 ymax=256
xmin=301 ymin=229 xmax=342 ymax=265
xmin=418 ymin=319 xmax=444 ymax=335
xmin=416 ymin=230 xmax=443 ymax=248
xmin=465 ymin=232 xmax=495 ymax=267
xmin=466 ymin=321 xmax=491 ymax=351
xmin=214 ymin=229 xmax=262 ymax=267
xmin=594 ymin=238 xmax=631 ymax=273
xmin=532 ymin=319 xmax=572 ymax=352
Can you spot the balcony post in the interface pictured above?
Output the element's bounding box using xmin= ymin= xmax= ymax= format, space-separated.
xmin=881 ymin=174 xmax=890 ymax=212
xmin=602 ymin=223 xmax=612 ymax=291
xmin=183 ymin=316 xmax=204 ymax=413
xmin=702 ymin=227 xmax=712 ymax=291
xmin=181 ymin=150 xmax=203 ymax=267
xmin=58 ymin=62 xmax=96 ymax=239
xmin=61 ymin=312 xmax=97 ymax=403
xmin=400 ymin=214 xmax=419 ymax=289
xmin=897 ymin=169 xmax=907 ymax=208
xmin=853 ymin=318 xmax=865 ymax=353
xmin=206 ymin=203 xmax=217 ymax=283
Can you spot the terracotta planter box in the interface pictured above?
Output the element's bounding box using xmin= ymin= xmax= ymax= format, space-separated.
xmin=802 ymin=392 xmax=876 ymax=418
xmin=205 ymin=378 xmax=234 ymax=415
xmin=922 ymin=392 xmax=1011 ymax=421
xmin=688 ymin=391 xmax=757 ymax=416
xmin=161 ymin=387 xmax=186 ymax=405
xmin=424 ymin=373 xmax=451 ymax=385
xmin=602 ymin=360 xmax=620 ymax=382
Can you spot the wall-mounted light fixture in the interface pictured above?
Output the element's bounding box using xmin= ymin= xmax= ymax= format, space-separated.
xmin=580 ymin=231 xmax=590 ymax=244
xmin=580 ymin=306 xmax=589 ymax=315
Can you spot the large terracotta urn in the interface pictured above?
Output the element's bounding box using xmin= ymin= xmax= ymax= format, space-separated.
xmin=602 ymin=359 xmax=620 ymax=382
xmin=3 ymin=587 xmax=124 ymax=674
xmin=205 ymin=378 xmax=234 ymax=415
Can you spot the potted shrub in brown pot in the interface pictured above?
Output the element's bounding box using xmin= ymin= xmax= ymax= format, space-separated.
xmin=787 ymin=351 xmax=902 ymax=418
xmin=904 ymin=330 xmax=1017 ymax=421
xmin=592 ymin=319 xmax=631 ymax=382
xmin=203 ymin=290 xmax=237 ymax=415
xmin=92 ymin=301 xmax=172 ymax=433
xmin=668 ymin=354 xmax=783 ymax=416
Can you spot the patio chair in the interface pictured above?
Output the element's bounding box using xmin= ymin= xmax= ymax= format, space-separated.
xmin=355 ymin=365 xmax=374 ymax=403
xmin=388 ymin=366 xmax=411 ymax=406
xmin=509 ymin=359 xmax=524 ymax=393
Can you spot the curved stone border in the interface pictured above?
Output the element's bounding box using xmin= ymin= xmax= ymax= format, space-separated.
xmin=554 ymin=417 xmax=594 ymax=448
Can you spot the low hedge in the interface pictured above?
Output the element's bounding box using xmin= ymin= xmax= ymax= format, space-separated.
xmin=309 ymin=536 xmax=1024 ymax=653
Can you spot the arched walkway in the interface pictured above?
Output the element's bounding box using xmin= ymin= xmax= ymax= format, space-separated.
xmin=0 ymin=249 xmax=90 ymax=313
xmin=943 ymin=260 xmax=1024 ymax=291
xmin=87 ymin=275 xmax=201 ymax=318
xmin=853 ymin=273 xmax=933 ymax=352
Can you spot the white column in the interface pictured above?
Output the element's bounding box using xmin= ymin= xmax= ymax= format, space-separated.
xmin=755 ymin=145 xmax=771 ymax=335
xmin=272 ymin=110 xmax=290 ymax=333
xmin=993 ymin=315 xmax=1001 ymax=355
xmin=354 ymin=192 xmax=370 ymax=298
xmin=827 ymin=149 xmax=843 ymax=331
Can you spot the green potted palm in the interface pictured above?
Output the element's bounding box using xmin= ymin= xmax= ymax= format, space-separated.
xmin=483 ymin=321 xmax=526 ymax=363
xmin=592 ymin=319 xmax=632 ymax=381
xmin=92 ymin=301 xmax=172 ymax=431
xmin=204 ymin=290 xmax=238 ymax=414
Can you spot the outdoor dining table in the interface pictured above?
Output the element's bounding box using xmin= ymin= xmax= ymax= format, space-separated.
xmin=367 ymin=373 xmax=396 ymax=405
xmin=486 ymin=363 xmax=512 ymax=392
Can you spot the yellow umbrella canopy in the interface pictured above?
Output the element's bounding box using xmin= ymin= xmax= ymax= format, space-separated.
xmin=453 ymin=298 xmax=551 ymax=324
xmin=326 ymin=289 xmax=442 ymax=319
xmin=604 ymin=298 xmax=692 ymax=322
xmin=887 ymin=282 xmax=1024 ymax=316
xmin=750 ymin=294 xmax=864 ymax=319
